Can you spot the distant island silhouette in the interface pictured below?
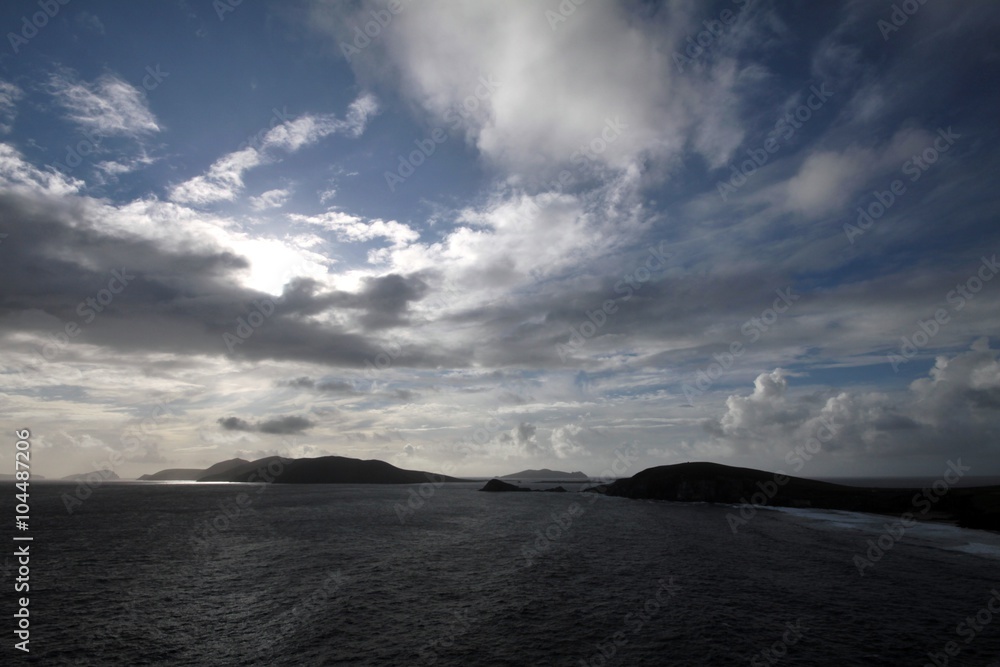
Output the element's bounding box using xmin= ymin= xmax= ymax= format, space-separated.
xmin=500 ymin=468 xmax=589 ymax=482
xmin=588 ymin=462 xmax=1000 ymax=531
xmin=142 ymin=455 xmax=463 ymax=485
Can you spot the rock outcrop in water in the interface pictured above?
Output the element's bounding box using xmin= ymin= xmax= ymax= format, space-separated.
xmin=479 ymin=479 xmax=569 ymax=493
xmin=480 ymin=478 xmax=529 ymax=492
xmin=589 ymin=462 xmax=1000 ymax=531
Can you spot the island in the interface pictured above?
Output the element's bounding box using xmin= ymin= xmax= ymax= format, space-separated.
xmin=587 ymin=462 xmax=1000 ymax=531
xmin=500 ymin=468 xmax=589 ymax=482
xmin=190 ymin=455 xmax=463 ymax=485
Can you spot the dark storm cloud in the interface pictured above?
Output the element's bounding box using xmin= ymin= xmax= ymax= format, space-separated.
xmin=217 ymin=417 xmax=254 ymax=432
xmin=217 ymin=415 xmax=315 ymax=434
xmin=259 ymin=415 xmax=315 ymax=434
xmin=278 ymin=377 xmax=359 ymax=393
xmin=0 ymin=192 xmax=454 ymax=369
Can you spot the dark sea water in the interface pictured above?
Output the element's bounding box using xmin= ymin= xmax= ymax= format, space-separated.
xmin=3 ymin=482 xmax=1000 ymax=666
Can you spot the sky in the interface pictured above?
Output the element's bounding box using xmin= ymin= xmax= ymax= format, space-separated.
xmin=1 ymin=0 xmax=999 ymax=480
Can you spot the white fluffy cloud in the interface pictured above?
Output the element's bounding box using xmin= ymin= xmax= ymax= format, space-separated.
xmin=47 ymin=71 xmax=161 ymax=138
xmin=0 ymin=143 xmax=83 ymax=196
xmin=704 ymin=340 xmax=1000 ymax=474
xmin=289 ymin=210 xmax=419 ymax=248
xmin=250 ymin=188 xmax=292 ymax=211
xmin=323 ymin=0 xmax=768 ymax=180
xmin=170 ymin=93 xmax=379 ymax=205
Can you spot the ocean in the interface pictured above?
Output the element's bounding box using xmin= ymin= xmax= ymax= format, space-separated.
xmin=4 ymin=481 xmax=1000 ymax=666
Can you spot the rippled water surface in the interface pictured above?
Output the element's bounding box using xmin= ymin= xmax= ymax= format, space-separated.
xmin=4 ymin=482 xmax=1000 ymax=666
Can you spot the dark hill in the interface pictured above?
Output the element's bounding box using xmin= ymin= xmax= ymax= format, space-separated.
xmin=500 ymin=468 xmax=588 ymax=481
xmin=196 ymin=455 xmax=463 ymax=484
xmin=595 ymin=462 xmax=1000 ymax=530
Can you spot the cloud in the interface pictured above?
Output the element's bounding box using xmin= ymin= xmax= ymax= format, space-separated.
xmin=702 ymin=340 xmax=1000 ymax=471
xmin=217 ymin=415 xmax=315 ymax=434
xmin=0 ymin=81 xmax=23 ymax=134
xmin=168 ymin=147 xmax=262 ymax=206
xmin=551 ymin=423 xmax=586 ymax=459
xmin=75 ymin=11 xmax=106 ymax=35
xmin=280 ymin=377 xmax=359 ymax=393
xmin=217 ymin=417 xmax=254 ymax=431
xmin=250 ymin=188 xmax=292 ymax=211
xmin=290 ymin=210 xmax=419 ymax=248
xmin=320 ymin=1 xmax=778 ymax=182
xmin=0 ymin=188 xmax=453 ymax=370
xmin=0 ymin=143 xmax=83 ymax=195
xmin=496 ymin=421 xmax=543 ymax=458
xmin=259 ymin=415 xmax=315 ymax=434
xmin=94 ymin=150 xmax=157 ymax=179
xmin=169 ymin=93 xmax=379 ymax=206
xmin=47 ymin=70 xmax=160 ymax=138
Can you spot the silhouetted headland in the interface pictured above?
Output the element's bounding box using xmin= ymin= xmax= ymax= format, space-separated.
xmin=193 ymin=455 xmax=462 ymax=484
xmin=587 ymin=462 xmax=1000 ymax=531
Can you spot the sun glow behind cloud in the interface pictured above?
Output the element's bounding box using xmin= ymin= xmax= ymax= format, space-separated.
xmin=0 ymin=0 xmax=998 ymax=479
